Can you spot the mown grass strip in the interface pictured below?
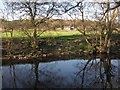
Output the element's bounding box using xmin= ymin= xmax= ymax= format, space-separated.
xmin=1 ymin=30 xmax=81 ymax=38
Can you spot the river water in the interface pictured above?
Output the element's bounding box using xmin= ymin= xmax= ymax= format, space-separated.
xmin=2 ymin=58 xmax=120 ymax=88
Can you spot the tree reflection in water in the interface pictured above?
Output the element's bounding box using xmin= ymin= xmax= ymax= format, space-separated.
xmin=2 ymin=54 xmax=119 ymax=88
xmin=74 ymin=54 xmax=118 ymax=89
xmin=32 ymin=61 xmax=66 ymax=88
xmin=9 ymin=64 xmax=17 ymax=88
xmin=99 ymin=54 xmax=113 ymax=89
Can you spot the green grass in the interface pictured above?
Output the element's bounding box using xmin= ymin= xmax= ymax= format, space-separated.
xmin=2 ymin=30 xmax=120 ymax=58
xmin=1 ymin=30 xmax=81 ymax=38
xmin=1 ymin=30 xmax=104 ymax=38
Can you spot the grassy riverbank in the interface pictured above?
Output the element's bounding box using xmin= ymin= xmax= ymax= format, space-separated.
xmin=1 ymin=29 xmax=120 ymax=60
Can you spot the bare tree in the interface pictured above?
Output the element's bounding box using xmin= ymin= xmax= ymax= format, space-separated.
xmin=4 ymin=0 xmax=58 ymax=50
xmin=60 ymin=0 xmax=119 ymax=54
xmin=95 ymin=1 xmax=119 ymax=53
xmin=105 ymin=1 xmax=120 ymax=13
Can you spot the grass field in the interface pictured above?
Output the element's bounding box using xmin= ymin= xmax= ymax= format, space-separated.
xmin=1 ymin=28 xmax=119 ymax=38
xmin=1 ymin=29 xmax=120 ymax=59
xmin=1 ymin=30 xmax=81 ymax=38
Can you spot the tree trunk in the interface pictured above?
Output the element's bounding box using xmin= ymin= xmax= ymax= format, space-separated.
xmin=33 ymin=28 xmax=38 ymax=50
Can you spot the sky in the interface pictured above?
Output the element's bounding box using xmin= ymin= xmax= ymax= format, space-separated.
xmin=0 ymin=0 xmax=119 ymax=21
xmin=0 ymin=0 xmax=4 ymax=19
xmin=0 ymin=0 xmax=98 ymax=20
xmin=0 ymin=0 xmax=4 ymax=10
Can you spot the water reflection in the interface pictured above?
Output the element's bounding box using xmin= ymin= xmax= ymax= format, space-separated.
xmin=2 ymin=56 xmax=120 ymax=88
xmin=74 ymin=55 xmax=119 ymax=89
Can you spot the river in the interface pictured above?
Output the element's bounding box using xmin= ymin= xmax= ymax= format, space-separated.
xmin=2 ymin=57 xmax=120 ymax=88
